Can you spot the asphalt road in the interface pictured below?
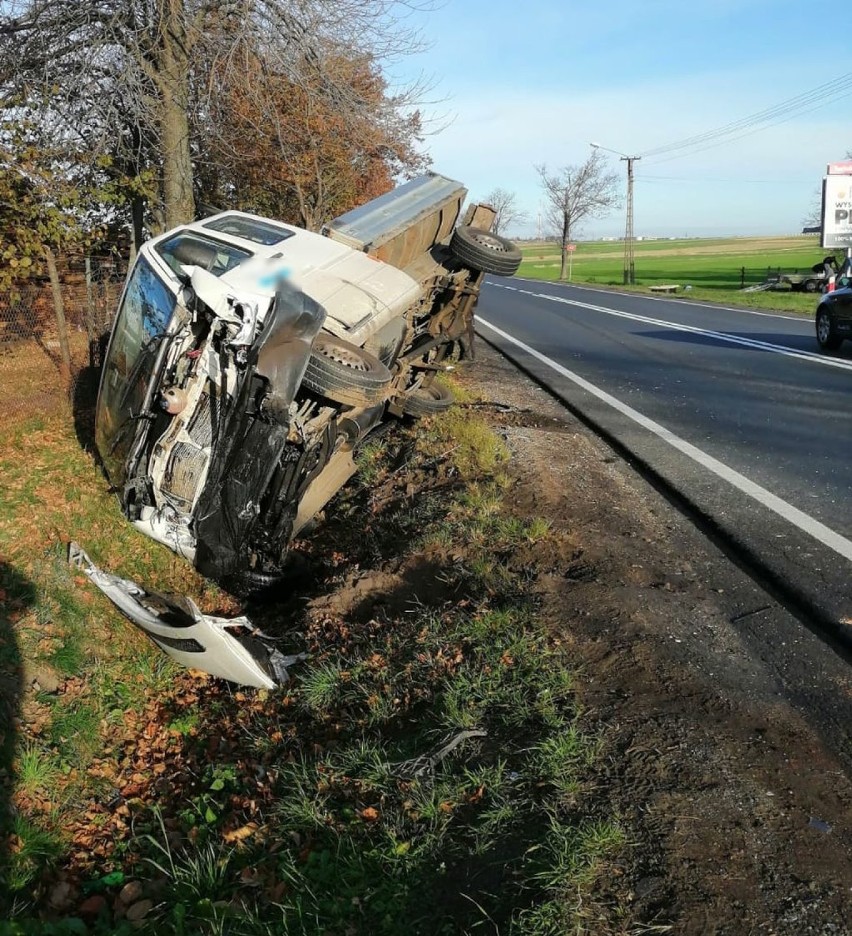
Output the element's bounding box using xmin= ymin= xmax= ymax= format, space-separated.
xmin=475 ymin=278 xmax=852 ymax=642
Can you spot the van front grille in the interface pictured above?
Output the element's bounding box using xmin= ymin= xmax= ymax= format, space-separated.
xmin=162 ymin=442 xmax=208 ymax=510
xmin=188 ymin=392 xmax=215 ymax=447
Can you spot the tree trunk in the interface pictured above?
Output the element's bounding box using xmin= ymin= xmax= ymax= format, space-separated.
xmin=160 ymin=86 xmax=195 ymax=227
xmin=130 ymin=196 xmax=144 ymax=263
xmin=559 ymin=214 xmax=571 ymax=281
xmin=84 ymin=257 xmax=96 ymax=367
xmin=157 ymin=1 xmax=195 ymax=227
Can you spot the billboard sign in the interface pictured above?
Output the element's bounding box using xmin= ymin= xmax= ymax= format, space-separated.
xmin=827 ymin=161 xmax=852 ymax=176
xmin=821 ymin=175 xmax=852 ymax=248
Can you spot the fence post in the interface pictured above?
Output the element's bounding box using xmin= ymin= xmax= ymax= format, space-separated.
xmin=741 ymin=266 xmax=745 ymax=288
xmin=44 ymin=245 xmax=72 ymax=384
xmin=84 ymin=257 xmax=96 ymax=367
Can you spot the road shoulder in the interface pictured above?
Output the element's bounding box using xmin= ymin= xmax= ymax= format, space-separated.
xmin=456 ymin=342 xmax=852 ymax=933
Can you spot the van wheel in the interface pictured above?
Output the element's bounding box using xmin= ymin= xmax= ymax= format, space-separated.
xmin=402 ymin=381 xmax=455 ymax=418
xmin=450 ymin=226 xmax=522 ymax=276
xmin=804 ymin=278 xmax=820 ymax=293
xmin=303 ymin=334 xmax=393 ymax=406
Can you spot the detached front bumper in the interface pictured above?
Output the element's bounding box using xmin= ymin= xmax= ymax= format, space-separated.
xmin=69 ymin=543 xmax=303 ymax=688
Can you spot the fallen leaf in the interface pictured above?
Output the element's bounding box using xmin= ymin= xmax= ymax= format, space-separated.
xmin=118 ymin=881 xmax=144 ymax=906
xmin=48 ymin=880 xmax=75 ymax=910
xmin=125 ymin=898 xmax=153 ymax=922
xmin=468 ymin=785 xmax=486 ymax=804
xmin=267 ymin=880 xmax=288 ymax=902
xmin=223 ymin=822 xmax=258 ymax=844
xmin=78 ymin=894 xmax=107 ymax=918
xmin=238 ymin=867 xmax=262 ymax=887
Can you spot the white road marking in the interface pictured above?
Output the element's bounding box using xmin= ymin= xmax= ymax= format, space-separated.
xmin=476 ymin=315 xmax=852 ymax=564
xmin=488 ymin=282 xmax=852 ymax=372
xmin=506 ymin=277 xmax=807 ymax=322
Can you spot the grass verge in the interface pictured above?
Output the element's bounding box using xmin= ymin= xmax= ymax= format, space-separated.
xmin=0 ymin=382 xmax=624 ymax=934
xmin=516 ymin=234 xmax=830 ymax=315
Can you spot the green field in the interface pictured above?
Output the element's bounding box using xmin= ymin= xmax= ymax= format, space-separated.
xmin=516 ymin=235 xmax=832 ymax=314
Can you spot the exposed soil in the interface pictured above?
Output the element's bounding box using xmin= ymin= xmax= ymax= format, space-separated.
xmin=437 ymin=342 xmax=852 ymax=934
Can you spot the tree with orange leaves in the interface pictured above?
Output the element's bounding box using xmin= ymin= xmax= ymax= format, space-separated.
xmin=196 ymin=41 xmax=430 ymax=230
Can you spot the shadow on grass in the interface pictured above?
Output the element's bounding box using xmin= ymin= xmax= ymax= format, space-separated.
xmin=0 ymin=562 xmax=29 ymax=917
xmin=71 ymin=338 xmax=105 ymax=452
xmin=70 ymin=364 xmax=101 ymax=455
xmin=70 ymin=332 xmax=110 ymax=455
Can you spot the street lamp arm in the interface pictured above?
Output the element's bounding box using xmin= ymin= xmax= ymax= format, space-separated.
xmin=590 ymin=142 xmax=641 ymax=161
xmin=591 ymin=141 xmax=627 ymax=158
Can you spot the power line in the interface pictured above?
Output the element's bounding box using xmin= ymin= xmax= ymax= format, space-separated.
xmin=642 ymin=72 xmax=852 ymax=158
xmin=641 ymin=71 xmax=852 ymax=163
xmin=638 ymin=175 xmax=813 ymax=184
xmin=645 ymin=83 xmax=852 ymax=166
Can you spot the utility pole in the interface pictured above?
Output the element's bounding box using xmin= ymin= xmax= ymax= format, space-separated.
xmin=591 ymin=142 xmax=641 ymax=285
xmin=622 ymin=155 xmax=640 ymax=285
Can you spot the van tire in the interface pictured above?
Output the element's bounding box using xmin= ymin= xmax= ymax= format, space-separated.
xmin=303 ymin=334 xmax=393 ymax=406
xmin=403 ymin=381 xmax=455 ymax=418
xmin=450 ymin=226 xmax=522 ymax=276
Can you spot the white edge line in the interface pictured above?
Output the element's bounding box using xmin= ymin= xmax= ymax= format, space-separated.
xmin=476 ymin=314 xmax=852 ymax=565
xmin=492 ymin=284 xmax=852 ymax=373
xmin=504 ymin=276 xmax=809 ymax=322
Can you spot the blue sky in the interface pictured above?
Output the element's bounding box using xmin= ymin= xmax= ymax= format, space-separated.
xmin=389 ymin=0 xmax=847 ymax=238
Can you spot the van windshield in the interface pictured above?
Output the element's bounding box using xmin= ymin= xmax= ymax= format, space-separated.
xmin=95 ymin=257 xmax=176 ymax=484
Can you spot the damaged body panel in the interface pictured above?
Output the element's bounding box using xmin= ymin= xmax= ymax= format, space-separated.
xmin=69 ymin=543 xmax=304 ymax=688
xmin=94 ymin=173 xmax=522 ymax=595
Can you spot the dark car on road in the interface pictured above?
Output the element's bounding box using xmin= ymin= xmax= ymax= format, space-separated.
xmin=815 ymin=281 xmax=852 ymax=351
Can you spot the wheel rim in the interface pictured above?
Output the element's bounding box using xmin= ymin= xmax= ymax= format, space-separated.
xmin=470 ymin=231 xmax=509 ymax=254
xmin=817 ymin=313 xmax=830 ymax=343
xmin=316 ymin=339 xmax=370 ymax=371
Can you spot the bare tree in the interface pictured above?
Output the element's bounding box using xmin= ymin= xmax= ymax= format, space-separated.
xmin=0 ymin=1 xmax=432 ymax=249
xmin=535 ymin=151 xmax=619 ymax=280
xmin=484 ymin=187 xmax=527 ymax=236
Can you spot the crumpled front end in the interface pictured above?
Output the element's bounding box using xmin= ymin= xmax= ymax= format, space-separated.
xmin=69 ymin=543 xmax=304 ymax=688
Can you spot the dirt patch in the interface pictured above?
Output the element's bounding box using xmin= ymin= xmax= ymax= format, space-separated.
xmin=452 ymin=342 xmax=852 ymax=934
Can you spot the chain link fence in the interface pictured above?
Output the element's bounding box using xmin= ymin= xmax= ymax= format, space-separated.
xmin=0 ymin=255 xmax=126 ymax=421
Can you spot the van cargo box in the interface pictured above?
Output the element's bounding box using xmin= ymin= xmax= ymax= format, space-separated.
xmin=323 ymin=172 xmax=467 ymax=272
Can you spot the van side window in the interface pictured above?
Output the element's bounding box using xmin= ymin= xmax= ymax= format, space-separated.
xmin=156 ymin=232 xmax=252 ymax=278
